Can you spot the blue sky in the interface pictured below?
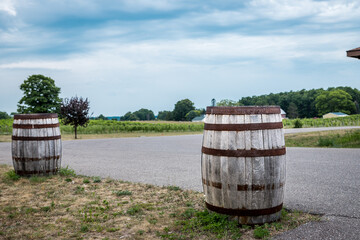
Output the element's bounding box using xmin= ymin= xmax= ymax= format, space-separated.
xmin=1 ymin=0 xmax=360 ymax=116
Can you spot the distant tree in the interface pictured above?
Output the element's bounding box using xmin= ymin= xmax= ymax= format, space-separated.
xmin=173 ymin=99 xmax=195 ymax=121
xmin=133 ymin=108 xmax=155 ymax=120
xmin=60 ymin=97 xmax=90 ymax=139
xmin=17 ymin=74 xmax=61 ymax=113
xmin=185 ymin=110 xmax=201 ymax=121
xmin=287 ymin=102 xmax=299 ymax=119
xmin=216 ymin=99 xmax=240 ymax=106
xmin=315 ymin=90 xmax=356 ymax=116
xmin=120 ymin=112 xmax=139 ymax=121
xmin=97 ymin=114 xmax=107 ymax=120
xmin=0 ymin=111 xmax=11 ymax=119
xmin=157 ymin=111 xmax=174 ymax=121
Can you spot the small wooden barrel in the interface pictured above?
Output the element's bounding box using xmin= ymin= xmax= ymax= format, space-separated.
xmin=201 ymin=106 xmax=286 ymax=225
xmin=12 ymin=113 xmax=62 ymax=176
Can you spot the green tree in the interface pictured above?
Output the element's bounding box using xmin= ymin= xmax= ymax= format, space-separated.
xmin=133 ymin=108 xmax=155 ymax=120
xmin=185 ymin=110 xmax=201 ymax=121
xmin=17 ymin=74 xmax=61 ymax=113
xmin=120 ymin=112 xmax=139 ymax=121
xmin=315 ymin=89 xmax=356 ymax=116
xmin=97 ymin=114 xmax=107 ymax=120
xmin=287 ymin=102 xmax=299 ymax=119
xmin=157 ymin=111 xmax=174 ymax=121
xmin=216 ymin=99 xmax=239 ymax=106
xmin=173 ymin=99 xmax=195 ymax=121
xmin=60 ymin=97 xmax=90 ymax=139
xmin=0 ymin=111 xmax=11 ymax=119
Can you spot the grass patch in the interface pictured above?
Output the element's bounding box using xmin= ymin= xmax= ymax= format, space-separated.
xmin=0 ymin=164 xmax=319 ymax=239
xmin=285 ymin=129 xmax=360 ymax=148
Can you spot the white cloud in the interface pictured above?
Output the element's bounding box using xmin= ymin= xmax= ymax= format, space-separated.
xmin=248 ymin=0 xmax=360 ymax=22
xmin=0 ymin=0 xmax=16 ymax=16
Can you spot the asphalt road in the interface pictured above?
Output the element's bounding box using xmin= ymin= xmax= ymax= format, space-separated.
xmin=0 ymin=127 xmax=359 ymax=239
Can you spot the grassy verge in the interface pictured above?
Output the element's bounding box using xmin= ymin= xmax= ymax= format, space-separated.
xmin=285 ymin=129 xmax=360 ymax=148
xmin=0 ymin=165 xmax=319 ymax=239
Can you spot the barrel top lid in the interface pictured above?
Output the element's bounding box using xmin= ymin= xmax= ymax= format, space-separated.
xmin=14 ymin=113 xmax=58 ymax=119
xmin=206 ymin=106 xmax=281 ymax=115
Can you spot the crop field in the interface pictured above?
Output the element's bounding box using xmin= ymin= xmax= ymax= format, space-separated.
xmin=1 ymin=115 xmax=360 ymax=137
xmin=282 ymin=114 xmax=360 ymax=128
xmin=0 ymin=119 xmax=204 ymax=136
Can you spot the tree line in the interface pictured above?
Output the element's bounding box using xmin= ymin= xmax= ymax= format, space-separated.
xmin=119 ymin=99 xmax=205 ymax=121
xmin=217 ymin=87 xmax=360 ymax=118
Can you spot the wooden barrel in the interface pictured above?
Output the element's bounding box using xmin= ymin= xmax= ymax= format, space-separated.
xmin=12 ymin=113 xmax=62 ymax=176
xmin=201 ymin=106 xmax=286 ymax=225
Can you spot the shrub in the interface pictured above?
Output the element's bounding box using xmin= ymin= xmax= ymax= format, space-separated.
xmin=294 ymin=119 xmax=303 ymax=128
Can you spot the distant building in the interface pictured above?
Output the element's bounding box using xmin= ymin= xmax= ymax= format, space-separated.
xmin=106 ymin=116 xmax=121 ymax=121
xmin=192 ymin=115 xmax=205 ymax=122
xmin=323 ymin=112 xmax=348 ymax=119
xmin=280 ymin=109 xmax=286 ymax=119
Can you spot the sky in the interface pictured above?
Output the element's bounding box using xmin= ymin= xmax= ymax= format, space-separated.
xmin=0 ymin=0 xmax=360 ymax=116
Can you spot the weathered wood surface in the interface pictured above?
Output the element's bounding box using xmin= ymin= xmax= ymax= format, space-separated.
xmin=12 ymin=114 xmax=62 ymax=176
xmin=201 ymin=106 xmax=286 ymax=224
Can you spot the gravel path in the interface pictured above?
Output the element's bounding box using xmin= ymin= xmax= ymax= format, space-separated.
xmin=0 ymin=126 xmax=359 ymax=239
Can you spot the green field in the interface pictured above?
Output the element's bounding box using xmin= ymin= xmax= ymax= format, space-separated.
xmin=282 ymin=114 xmax=360 ymax=128
xmin=0 ymin=119 xmax=204 ymax=136
xmin=2 ymin=115 xmax=360 ymax=136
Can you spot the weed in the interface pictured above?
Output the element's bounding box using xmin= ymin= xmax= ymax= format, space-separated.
xmin=29 ymin=176 xmax=47 ymax=183
xmin=83 ymin=179 xmax=90 ymax=184
xmin=127 ymin=204 xmax=143 ymax=216
xmin=74 ymin=186 xmax=85 ymax=194
xmin=253 ymin=225 xmax=270 ymax=239
xmin=59 ymin=166 xmax=76 ymax=177
xmin=80 ymin=224 xmax=89 ymax=232
xmin=137 ymin=230 xmax=145 ymax=235
xmin=41 ymin=206 xmax=51 ymax=212
xmin=93 ymin=177 xmax=101 ymax=183
xmin=114 ymin=190 xmax=132 ymax=196
xmin=65 ymin=178 xmax=72 ymax=182
xmin=167 ymin=185 xmax=181 ymax=191
xmin=106 ymin=227 xmax=118 ymax=232
xmin=4 ymin=170 xmax=20 ymax=181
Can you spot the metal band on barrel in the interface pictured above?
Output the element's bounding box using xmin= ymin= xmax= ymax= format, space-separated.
xmin=202 ymin=146 xmax=286 ymax=158
xmin=14 ymin=113 xmax=58 ymax=119
xmin=12 ymin=155 xmax=61 ymax=162
xmin=202 ymin=179 xmax=284 ymax=191
xmin=206 ymin=106 xmax=280 ymax=115
xmin=15 ymin=169 xmax=58 ymax=175
xmin=12 ymin=135 xmax=61 ymax=141
xmin=13 ymin=123 xmax=60 ymax=129
xmin=205 ymin=202 xmax=283 ymax=216
xmin=204 ymin=122 xmax=283 ymax=131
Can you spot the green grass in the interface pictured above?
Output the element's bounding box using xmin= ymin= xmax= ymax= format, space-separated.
xmin=285 ymin=129 xmax=360 ymax=148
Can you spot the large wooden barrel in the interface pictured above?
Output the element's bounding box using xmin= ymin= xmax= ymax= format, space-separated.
xmin=201 ymin=106 xmax=286 ymax=225
xmin=12 ymin=113 xmax=62 ymax=176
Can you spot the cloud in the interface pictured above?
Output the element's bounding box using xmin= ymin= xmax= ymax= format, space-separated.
xmin=0 ymin=0 xmax=16 ymax=16
xmin=248 ymin=0 xmax=360 ymax=23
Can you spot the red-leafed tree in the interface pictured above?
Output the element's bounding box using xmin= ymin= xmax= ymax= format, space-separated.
xmin=60 ymin=96 xmax=90 ymax=139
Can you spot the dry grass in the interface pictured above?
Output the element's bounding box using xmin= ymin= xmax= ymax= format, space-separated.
xmin=0 ymin=165 xmax=320 ymax=240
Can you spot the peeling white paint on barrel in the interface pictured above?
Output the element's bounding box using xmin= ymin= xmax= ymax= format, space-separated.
xmin=12 ymin=113 xmax=62 ymax=176
xmin=201 ymin=106 xmax=286 ymax=225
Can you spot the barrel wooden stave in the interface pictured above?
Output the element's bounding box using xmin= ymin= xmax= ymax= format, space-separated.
xmin=201 ymin=107 xmax=286 ymax=225
xmin=12 ymin=114 xmax=62 ymax=176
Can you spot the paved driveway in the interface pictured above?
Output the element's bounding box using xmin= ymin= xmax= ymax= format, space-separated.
xmin=0 ymin=128 xmax=359 ymax=239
